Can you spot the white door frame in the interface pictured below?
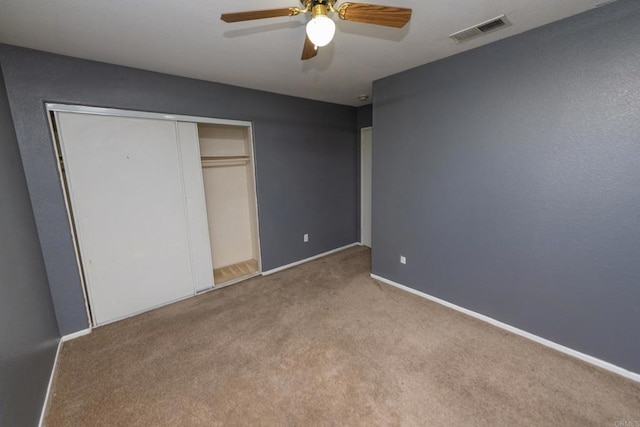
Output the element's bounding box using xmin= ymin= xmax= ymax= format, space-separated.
xmin=360 ymin=127 xmax=372 ymax=248
xmin=46 ymin=104 xmax=252 ymax=127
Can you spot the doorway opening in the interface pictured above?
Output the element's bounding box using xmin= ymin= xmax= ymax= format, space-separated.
xmin=360 ymin=127 xmax=372 ymax=248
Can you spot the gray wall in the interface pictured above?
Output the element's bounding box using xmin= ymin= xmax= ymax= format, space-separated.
xmin=0 ymin=45 xmax=358 ymax=335
xmin=357 ymin=104 xmax=372 ymax=130
xmin=372 ymin=0 xmax=640 ymax=373
xmin=0 ymin=67 xmax=60 ymax=426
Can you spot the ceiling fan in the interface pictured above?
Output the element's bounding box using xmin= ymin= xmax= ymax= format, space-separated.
xmin=221 ymin=0 xmax=412 ymax=60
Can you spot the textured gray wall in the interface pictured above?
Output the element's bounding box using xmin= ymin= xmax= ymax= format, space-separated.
xmin=357 ymin=104 xmax=372 ymax=130
xmin=372 ymin=0 xmax=640 ymax=373
xmin=0 ymin=46 xmax=357 ymax=335
xmin=0 ymin=67 xmax=60 ymax=426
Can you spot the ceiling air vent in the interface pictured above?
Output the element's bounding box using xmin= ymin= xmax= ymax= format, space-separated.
xmin=449 ymin=15 xmax=511 ymax=43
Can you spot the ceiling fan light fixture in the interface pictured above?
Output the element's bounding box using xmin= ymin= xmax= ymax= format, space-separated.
xmin=221 ymin=1 xmax=412 ymax=61
xmin=306 ymin=14 xmax=335 ymax=47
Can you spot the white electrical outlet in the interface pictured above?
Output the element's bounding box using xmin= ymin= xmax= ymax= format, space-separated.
xmin=400 ymin=255 xmax=407 ymax=264
xmin=304 ymin=233 xmax=309 ymax=242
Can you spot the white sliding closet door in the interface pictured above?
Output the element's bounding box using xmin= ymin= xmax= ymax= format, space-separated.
xmin=176 ymin=122 xmax=214 ymax=292
xmin=56 ymin=112 xmax=195 ymax=325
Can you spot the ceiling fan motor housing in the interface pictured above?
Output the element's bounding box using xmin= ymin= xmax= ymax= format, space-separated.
xmin=301 ymin=0 xmax=336 ymax=14
xmin=312 ymin=4 xmax=329 ymax=18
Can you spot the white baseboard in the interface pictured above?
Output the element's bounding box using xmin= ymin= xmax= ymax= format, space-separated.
xmin=38 ymin=338 xmax=63 ymax=427
xmin=262 ymin=243 xmax=360 ymax=276
xmin=62 ymin=327 xmax=92 ymax=342
xmin=371 ymin=273 xmax=640 ymax=383
xmin=39 ymin=328 xmax=91 ymax=425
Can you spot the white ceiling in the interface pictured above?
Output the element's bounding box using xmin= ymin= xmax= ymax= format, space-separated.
xmin=0 ymin=0 xmax=611 ymax=106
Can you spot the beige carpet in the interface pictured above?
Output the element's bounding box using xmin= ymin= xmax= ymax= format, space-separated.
xmin=45 ymin=247 xmax=640 ymax=426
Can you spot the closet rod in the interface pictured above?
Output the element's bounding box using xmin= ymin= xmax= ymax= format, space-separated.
xmin=201 ymin=155 xmax=249 ymax=160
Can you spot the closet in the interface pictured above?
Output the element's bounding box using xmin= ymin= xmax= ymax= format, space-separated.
xmin=50 ymin=105 xmax=261 ymax=326
xmin=197 ymin=123 xmax=261 ymax=285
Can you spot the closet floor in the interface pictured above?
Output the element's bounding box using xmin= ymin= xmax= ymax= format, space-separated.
xmin=214 ymin=259 xmax=259 ymax=284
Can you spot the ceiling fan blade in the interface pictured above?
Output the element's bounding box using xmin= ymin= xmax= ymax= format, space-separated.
xmin=337 ymin=3 xmax=412 ymax=28
xmin=221 ymin=8 xmax=300 ymax=23
xmin=301 ymin=35 xmax=318 ymax=60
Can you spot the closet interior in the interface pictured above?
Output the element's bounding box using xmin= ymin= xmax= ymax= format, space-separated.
xmin=198 ymin=123 xmax=261 ymax=286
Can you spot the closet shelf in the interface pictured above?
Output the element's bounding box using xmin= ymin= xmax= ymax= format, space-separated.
xmin=201 ymin=155 xmax=250 ymax=168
